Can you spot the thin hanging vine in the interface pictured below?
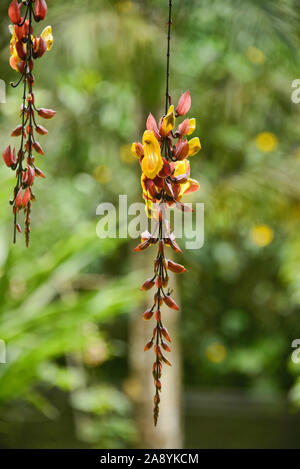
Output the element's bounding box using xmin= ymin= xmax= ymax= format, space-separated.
xmin=131 ymin=0 xmax=202 ymax=426
xmin=3 ymin=0 xmax=56 ymax=246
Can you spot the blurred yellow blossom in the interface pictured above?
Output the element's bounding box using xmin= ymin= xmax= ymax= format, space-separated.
xmin=292 ymin=204 xmax=300 ymax=220
xmin=206 ymin=343 xmax=227 ymax=363
xmin=255 ymin=132 xmax=278 ymax=153
xmin=246 ymin=46 xmax=265 ymax=65
xmin=251 ymin=224 xmax=274 ymax=247
xmin=93 ymin=165 xmax=111 ymax=184
xmin=293 ymin=147 xmax=300 ymax=161
xmin=115 ymin=1 xmax=133 ymax=12
xmin=120 ymin=144 xmax=136 ymax=164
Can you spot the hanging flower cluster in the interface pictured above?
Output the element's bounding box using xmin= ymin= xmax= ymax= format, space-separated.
xmin=131 ymin=91 xmax=201 ymax=425
xmin=3 ymin=0 xmax=55 ymax=246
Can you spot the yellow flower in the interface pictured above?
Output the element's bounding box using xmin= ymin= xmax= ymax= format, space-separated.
xmin=41 ymin=26 xmax=54 ymax=51
xmin=188 ymin=137 xmax=201 ymax=156
xmin=9 ymin=51 xmax=21 ymax=72
xmin=141 ymin=130 xmax=163 ymax=179
xmin=251 ymin=224 xmax=274 ymax=247
xmin=179 ymin=179 xmax=200 ymax=198
xmin=246 ymin=46 xmax=265 ymax=65
xmin=131 ymin=142 xmax=143 ymax=158
xmin=255 ymin=132 xmax=278 ymax=153
xmin=174 ymin=159 xmax=190 ymax=178
xmin=9 ymin=26 xmax=23 ymax=71
xmin=187 ymin=118 xmax=196 ymax=135
xmin=173 ymin=160 xmax=199 ymax=198
xmin=206 ymin=343 xmax=227 ymax=364
xmin=161 ymin=105 xmax=175 ymax=136
xmin=131 ymin=143 xmax=139 ymax=158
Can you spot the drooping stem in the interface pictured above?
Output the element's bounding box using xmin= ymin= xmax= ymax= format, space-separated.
xmin=7 ymin=0 xmax=55 ymax=246
xmin=165 ymin=0 xmax=172 ymax=114
xmin=13 ymin=0 xmax=33 ymax=243
xmin=154 ymin=207 xmax=164 ymax=426
xmin=153 ymin=0 xmax=173 ymax=426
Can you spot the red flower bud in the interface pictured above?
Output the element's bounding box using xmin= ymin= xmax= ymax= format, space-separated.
xmin=167 ymin=260 xmax=187 ymax=274
xmin=17 ymin=60 xmax=25 ymax=75
xmin=165 ymin=235 xmax=182 ymax=253
xmin=38 ymin=108 xmax=56 ymax=119
xmin=156 ymin=276 xmax=163 ymax=288
xmin=176 ymin=91 xmax=191 ymax=116
xmin=155 ymin=310 xmax=161 ymax=322
xmin=33 ymin=141 xmax=44 ymax=155
xmin=154 ymin=379 xmax=161 ymax=390
xmin=34 ymin=167 xmax=46 ymax=178
xmin=154 ymin=292 xmax=163 ymax=307
xmin=37 ymin=37 xmax=47 ymax=58
xmin=11 ymin=125 xmax=23 ymax=137
xmin=15 ymin=188 xmax=22 ymax=208
xmin=174 ymin=139 xmax=189 ymax=160
xmin=141 ymin=278 xmax=155 ymax=291
xmin=176 ymin=119 xmax=190 ymax=137
xmin=144 ymin=340 xmax=153 ymax=351
xmin=134 ymin=238 xmax=151 ymax=252
xmin=163 ymin=295 xmax=179 ymax=310
xmin=161 ymin=326 xmax=171 ymax=342
xmin=146 ymin=113 xmax=161 ymax=141
xmin=161 ymin=341 xmax=171 ymax=352
xmin=15 ymin=19 xmax=32 ymax=41
xmin=154 ymin=344 xmax=162 ymax=359
xmin=15 ymin=40 xmax=26 ymax=60
xmin=8 ymin=0 xmax=21 ymax=25
xmin=152 ymin=361 xmax=158 ymax=375
xmin=35 ymin=124 xmax=48 ymax=135
xmin=22 ymin=166 xmax=35 ymax=186
xmin=143 ymin=309 xmax=154 ymax=320
xmin=34 ymin=0 xmax=48 ymax=20
xmin=162 ymin=356 xmax=172 ymax=366
xmin=135 ymin=142 xmax=144 ymax=158
xmin=22 ymin=187 xmax=31 ymax=207
xmin=3 ymin=146 xmax=16 ymax=167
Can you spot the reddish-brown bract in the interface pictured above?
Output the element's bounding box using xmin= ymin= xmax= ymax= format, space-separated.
xmin=34 ymin=0 xmax=47 ymax=20
xmin=8 ymin=0 xmax=21 ymax=25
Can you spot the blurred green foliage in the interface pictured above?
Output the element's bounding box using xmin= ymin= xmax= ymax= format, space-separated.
xmin=0 ymin=0 xmax=300 ymax=448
